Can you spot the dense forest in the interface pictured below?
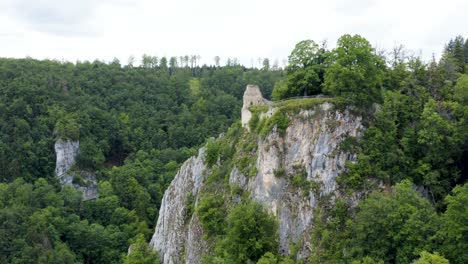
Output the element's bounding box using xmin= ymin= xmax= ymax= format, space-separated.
xmin=1 ymin=33 xmax=467 ymax=264
xmin=0 ymin=58 xmax=283 ymax=263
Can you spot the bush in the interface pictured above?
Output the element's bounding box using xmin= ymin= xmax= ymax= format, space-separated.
xmin=196 ymin=194 xmax=226 ymax=237
xmin=258 ymin=111 xmax=290 ymax=138
xmin=56 ymin=114 xmax=81 ymax=140
xmin=274 ymin=168 xmax=286 ymax=178
xmin=214 ymin=201 xmax=278 ymax=263
xmin=205 ymin=138 xmax=233 ymax=168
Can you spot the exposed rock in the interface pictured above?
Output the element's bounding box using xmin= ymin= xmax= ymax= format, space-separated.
xmin=55 ymin=139 xmax=80 ymax=181
xmin=247 ymin=104 xmax=362 ymax=255
xmin=150 ymin=148 xmax=207 ymax=264
xmin=150 ymin=86 xmax=364 ymax=262
xmin=54 ymin=139 xmax=97 ymax=200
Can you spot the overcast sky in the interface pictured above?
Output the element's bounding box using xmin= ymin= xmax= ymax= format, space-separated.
xmin=0 ymin=0 xmax=467 ymax=66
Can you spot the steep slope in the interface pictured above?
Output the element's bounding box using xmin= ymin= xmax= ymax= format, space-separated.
xmin=150 ymin=148 xmax=209 ymax=263
xmin=150 ymin=86 xmax=363 ymax=263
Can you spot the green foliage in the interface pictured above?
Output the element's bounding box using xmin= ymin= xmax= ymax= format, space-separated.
xmin=205 ymin=138 xmax=233 ymax=168
xmin=250 ymin=98 xmax=333 ymax=140
xmin=346 ymin=180 xmax=439 ymax=263
xmin=76 ymin=138 xmax=105 ymax=169
xmin=413 ymin=251 xmax=449 ymax=264
xmin=123 ymin=234 xmax=159 ymax=264
xmin=257 ymin=252 xmax=295 ymax=264
xmin=109 ymin=165 xmax=154 ymax=222
xmin=280 ymin=40 xmax=327 ymax=99
xmin=309 ymin=198 xmax=349 ymax=263
xmin=272 ymin=97 xmax=333 ymax=113
xmin=56 ymin=114 xmax=81 ymax=140
xmin=1 ymin=36 xmax=468 ymax=264
xmin=273 ymin=167 xmax=286 ymax=178
xmin=443 ymin=35 xmax=466 ymax=73
xmin=437 ymin=183 xmax=468 ymax=263
xmin=236 ymin=155 xmax=257 ymax=177
xmin=351 ymin=256 xmax=384 ymax=264
xmin=185 ymin=192 xmax=196 ymax=222
xmin=257 ymin=252 xmax=279 ymax=264
xmin=258 ymin=111 xmax=289 ymax=138
xmin=453 ymin=74 xmax=468 ymax=104
xmin=213 ymin=201 xmax=278 ymax=263
xmin=291 ymin=168 xmax=310 ymax=190
xmin=249 ymin=111 xmax=261 ymax=131
xmin=272 ymin=78 xmax=288 ymax=101
xmin=0 ymin=57 xmax=282 ymax=183
xmin=196 ymin=194 xmax=226 ymax=237
xmin=323 ymin=34 xmax=385 ymax=107
xmin=340 ymin=79 xmax=466 ymax=205
xmin=0 ymin=178 xmax=146 ymax=264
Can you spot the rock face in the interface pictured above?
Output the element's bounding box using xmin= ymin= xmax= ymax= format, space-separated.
xmin=55 ymin=139 xmax=80 ymax=180
xmin=241 ymin=84 xmax=269 ymax=128
xmin=150 ymin=86 xmax=363 ymax=262
xmin=246 ymin=104 xmax=362 ymax=255
xmin=54 ymin=139 xmax=97 ymax=200
xmin=149 ymin=148 xmax=208 ymax=264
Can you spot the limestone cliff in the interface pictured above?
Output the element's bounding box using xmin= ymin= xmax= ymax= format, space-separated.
xmin=150 ymin=86 xmax=363 ymax=263
xmin=54 ymin=139 xmax=97 ymax=200
xmin=150 ymin=148 xmax=209 ymax=264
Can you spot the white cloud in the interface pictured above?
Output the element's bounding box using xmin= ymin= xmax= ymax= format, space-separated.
xmin=0 ymin=0 xmax=466 ymax=65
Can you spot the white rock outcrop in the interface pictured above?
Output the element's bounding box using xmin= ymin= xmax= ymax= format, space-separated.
xmin=150 ymin=148 xmax=208 ymax=264
xmin=246 ymin=104 xmax=362 ymax=255
xmin=54 ymin=139 xmax=97 ymax=200
xmin=55 ymin=139 xmax=80 ymax=182
xmin=150 ymin=87 xmax=364 ymax=262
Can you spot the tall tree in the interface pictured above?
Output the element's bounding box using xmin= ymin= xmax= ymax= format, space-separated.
xmin=159 ymin=57 xmax=168 ymax=71
xmin=262 ymin=58 xmax=270 ymax=70
xmin=324 ymin=34 xmax=385 ymax=107
xmin=346 ymin=180 xmax=439 ymax=263
xmin=438 ymin=183 xmax=468 ymax=263
xmin=285 ymin=39 xmax=327 ymax=97
xmin=464 ymin=38 xmax=468 ymax=65
xmin=444 ymin=36 xmax=465 ymax=73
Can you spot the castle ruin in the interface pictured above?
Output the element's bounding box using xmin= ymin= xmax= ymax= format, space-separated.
xmin=241 ymin=84 xmax=269 ymax=128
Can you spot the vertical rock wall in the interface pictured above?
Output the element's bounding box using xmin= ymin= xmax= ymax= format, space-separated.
xmin=150 ymin=86 xmax=364 ymax=262
xmin=149 ymin=149 xmax=208 ymax=264
xmin=54 ymin=139 xmax=97 ymax=200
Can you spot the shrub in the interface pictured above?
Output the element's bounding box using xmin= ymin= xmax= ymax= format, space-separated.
xmin=273 ymin=168 xmax=286 ymax=178
xmin=258 ymin=111 xmax=290 ymax=138
xmin=196 ymin=194 xmax=226 ymax=237
xmin=205 ymin=138 xmax=233 ymax=168
xmin=215 ymin=201 xmax=278 ymax=263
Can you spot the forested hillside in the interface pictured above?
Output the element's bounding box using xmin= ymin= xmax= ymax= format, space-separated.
xmin=149 ymin=35 xmax=468 ymax=264
xmin=0 ymin=58 xmax=283 ymax=263
xmin=0 ymin=33 xmax=467 ymax=264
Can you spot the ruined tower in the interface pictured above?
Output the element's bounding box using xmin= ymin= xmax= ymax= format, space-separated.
xmin=241 ymin=84 xmax=267 ymax=128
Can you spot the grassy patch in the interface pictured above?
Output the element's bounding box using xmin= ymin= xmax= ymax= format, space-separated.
xmin=189 ymin=78 xmax=201 ymax=96
xmin=249 ymin=105 xmax=269 ymax=113
xmin=273 ymin=97 xmax=334 ymax=114
xmin=258 ymin=111 xmax=290 ymax=138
